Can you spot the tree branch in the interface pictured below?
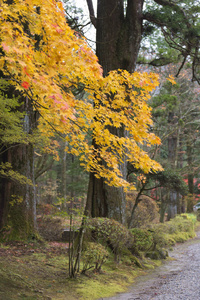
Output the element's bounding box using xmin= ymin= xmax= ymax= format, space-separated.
xmin=86 ymin=0 xmax=97 ymax=28
xmin=128 ymin=180 xmax=147 ymax=229
xmin=176 ymin=55 xmax=188 ymax=77
xmin=153 ymin=0 xmax=191 ymax=28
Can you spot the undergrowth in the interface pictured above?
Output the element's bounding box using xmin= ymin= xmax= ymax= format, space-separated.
xmin=0 ymin=213 xmax=198 ymax=299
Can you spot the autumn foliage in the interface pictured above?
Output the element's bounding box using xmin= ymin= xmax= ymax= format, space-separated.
xmin=0 ymin=0 xmax=162 ymax=189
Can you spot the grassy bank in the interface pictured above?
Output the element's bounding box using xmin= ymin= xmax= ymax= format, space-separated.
xmin=0 ymin=244 xmax=161 ymax=300
xmin=0 ymin=214 xmax=198 ymax=300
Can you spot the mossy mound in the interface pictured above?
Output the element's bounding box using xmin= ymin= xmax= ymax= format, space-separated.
xmin=147 ymin=214 xmax=196 ymax=249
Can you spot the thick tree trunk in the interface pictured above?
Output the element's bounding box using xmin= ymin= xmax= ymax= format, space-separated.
xmin=160 ymin=201 xmax=167 ymax=223
xmin=0 ymin=98 xmax=37 ymax=239
xmin=85 ymin=0 xmax=144 ymax=223
xmin=167 ymin=191 xmax=177 ymax=221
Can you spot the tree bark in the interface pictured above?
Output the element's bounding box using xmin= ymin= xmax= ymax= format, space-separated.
xmin=85 ymin=0 xmax=144 ymax=223
xmin=167 ymin=113 xmax=178 ymax=220
xmin=160 ymin=191 xmax=168 ymax=223
xmin=186 ymin=142 xmax=194 ymax=194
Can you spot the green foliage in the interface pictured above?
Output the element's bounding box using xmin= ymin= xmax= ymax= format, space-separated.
xmin=149 ymin=214 xmax=196 ymax=250
xmin=168 ymin=215 xmax=194 ymax=234
xmin=183 ymin=213 xmax=197 ymax=224
xmin=0 ymin=162 xmax=33 ymax=186
xmin=143 ymin=1 xmax=200 ymax=71
xmin=149 ymin=68 xmax=200 ymax=208
xmin=82 ymin=242 xmax=109 ymax=273
xmin=152 ymin=231 xmax=176 ymax=248
xmin=0 ymin=79 xmax=35 ymax=187
xmin=85 ymin=215 xmax=195 ymax=264
xmin=150 ymin=169 xmax=188 ymax=195
xmin=152 ymin=94 xmax=178 ymax=111
xmin=0 ymin=79 xmax=26 ymax=145
xmin=130 ymin=228 xmax=153 ymax=252
xmin=170 ymin=232 xmax=191 ymax=243
xmin=143 ymin=214 xmax=196 ymax=259
xmin=87 ymin=218 xmax=133 ymax=261
xmin=146 ymin=248 xmax=168 ymax=260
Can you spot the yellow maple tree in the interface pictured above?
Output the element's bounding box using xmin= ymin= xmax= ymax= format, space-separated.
xmin=0 ymin=0 xmax=163 ymax=190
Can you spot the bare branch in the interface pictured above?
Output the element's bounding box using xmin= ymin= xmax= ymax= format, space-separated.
xmin=86 ymin=0 xmax=97 ymax=28
xmin=176 ymin=55 xmax=188 ymax=77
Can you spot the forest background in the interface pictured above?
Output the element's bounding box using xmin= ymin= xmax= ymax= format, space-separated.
xmin=0 ymin=0 xmax=200 ymax=242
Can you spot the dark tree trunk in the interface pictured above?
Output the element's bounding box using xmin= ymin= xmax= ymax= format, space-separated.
xmin=186 ymin=142 xmax=194 ymax=194
xmin=0 ymin=151 xmax=9 ymax=230
xmin=96 ymin=0 xmax=143 ymax=75
xmin=85 ymin=0 xmax=144 ymax=223
xmin=0 ymin=98 xmax=37 ymax=239
xmin=167 ymin=112 xmax=178 ymax=220
xmin=160 ymin=189 xmax=168 ymax=223
xmin=167 ymin=191 xmax=177 ymax=221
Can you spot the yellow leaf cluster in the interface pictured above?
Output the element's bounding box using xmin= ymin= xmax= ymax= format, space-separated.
xmin=167 ymin=75 xmax=176 ymax=85
xmin=0 ymin=0 xmax=162 ymax=190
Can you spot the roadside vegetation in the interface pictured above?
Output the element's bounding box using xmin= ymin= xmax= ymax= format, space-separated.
xmin=0 ymin=212 xmax=198 ymax=300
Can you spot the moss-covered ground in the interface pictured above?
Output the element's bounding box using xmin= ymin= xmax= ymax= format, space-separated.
xmin=0 ymin=240 xmax=163 ymax=300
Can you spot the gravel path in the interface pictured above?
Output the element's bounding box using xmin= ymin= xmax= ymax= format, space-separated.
xmin=103 ymin=232 xmax=200 ymax=300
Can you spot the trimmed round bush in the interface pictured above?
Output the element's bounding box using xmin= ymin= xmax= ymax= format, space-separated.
xmin=130 ymin=228 xmax=153 ymax=252
xmin=86 ymin=218 xmax=133 ymax=260
xmin=82 ymin=242 xmax=109 ymax=273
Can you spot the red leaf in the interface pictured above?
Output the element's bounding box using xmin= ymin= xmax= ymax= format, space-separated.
xmin=23 ymin=67 xmax=30 ymax=77
xmin=21 ymin=81 xmax=30 ymax=89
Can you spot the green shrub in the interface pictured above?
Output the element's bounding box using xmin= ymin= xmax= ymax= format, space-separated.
xmin=153 ymin=232 xmax=176 ymax=248
xmin=120 ymin=248 xmax=143 ymax=268
xmin=81 ymin=242 xmax=109 ymax=273
xmin=146 ymin=248 xmax=168 ymax=260
xmin=145 ymin=251 xmax=160 ymax=260
xmin=182 ymin=213 xmax=197 ymax=224
xmin=86 ymin=218 xmax=133 ymax=262
xmin=84 ymin=214 xmax=195 ymax=266
xmin=171 ymin=232 xmax=188 ymax=243
xmin=148 ymin=214 xmax=195 ymax=249
xmin=171 ymin=231 xmax=195 ymax=243
xmin=130 ymin=228 xmax=153 ymax=252
xmin=168 ymin=215 xmax=194 ymax=236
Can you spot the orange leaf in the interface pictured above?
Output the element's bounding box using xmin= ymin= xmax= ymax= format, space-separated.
xmin=21 ymin=81 xmax=30 ymax=89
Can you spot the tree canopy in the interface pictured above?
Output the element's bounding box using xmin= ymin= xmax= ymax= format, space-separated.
xmin=0 ymin=0 xmax=163 ymax=191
